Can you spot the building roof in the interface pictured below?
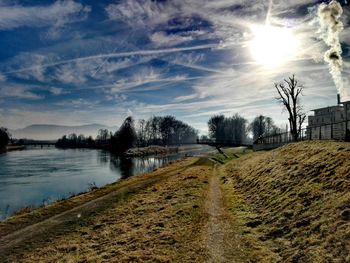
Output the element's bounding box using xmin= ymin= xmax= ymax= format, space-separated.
xmin=311 ymin=105 xmax=343 ymax=112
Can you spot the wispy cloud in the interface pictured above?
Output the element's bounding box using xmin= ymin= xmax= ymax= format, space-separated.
xmin=150 ymin=31 xmax=193 ymax=47
xmin=105 ymin=0 xmax=178 ymax=28
xmin=56 ymin=98 xmax=99 ymax=109
xmin=49 ymin=87 xmax=67 ymax=96
xmin=0 ymin=85 xmax=43 ymax=100
xmin=2 ymin=43 xmax=222 ymax=76
xmin=0 ymin=1 xmax=90 ymax=31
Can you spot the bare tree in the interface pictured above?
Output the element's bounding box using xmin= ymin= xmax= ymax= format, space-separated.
xmin=208 ymin=114 xmax=248 ymax=144
xmin=297 ymin=110 xmax=307 ymax=138
xmin=275 ymin=75 xmax=305 ymax=141
xmin=136 ymin=119 xmax=146 ymax=147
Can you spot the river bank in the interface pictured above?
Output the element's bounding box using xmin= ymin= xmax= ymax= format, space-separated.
xmin=0 ymin=157 xmax=213 ymax=262
xmin=1 ymin=141 xmax=348 ymax=262
xmin=0 ymin=145 xmax=26 ymax=154
xmin=0 ymin=147 xmax=259 ymax=262
xmin=1 ymin=145 xmax=215 ymax=220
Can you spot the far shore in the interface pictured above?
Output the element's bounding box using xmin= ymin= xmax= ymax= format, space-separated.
xmin=0 ymin=145 xmax=26 ymax=154
xmin=125 ymin=145 xmax=179 ymax=157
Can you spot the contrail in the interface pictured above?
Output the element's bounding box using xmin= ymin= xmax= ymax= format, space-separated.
xmin=2 ymin=43 xmax=222 ymax=75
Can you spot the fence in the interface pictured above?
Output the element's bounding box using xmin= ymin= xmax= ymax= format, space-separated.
xmin=253 ymin=121 xmax=350 ymax=150
xmin=254 ymin=120 xmax=350 ymax=150
xmin=197 ymin=139 xmax=251 ymax=147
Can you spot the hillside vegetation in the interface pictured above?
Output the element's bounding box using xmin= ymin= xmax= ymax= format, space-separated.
xmin=223 ymin=141 xmax=350 ymax=262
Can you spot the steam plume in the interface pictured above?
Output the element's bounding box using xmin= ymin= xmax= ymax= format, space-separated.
xmin=317 ymin=0 xmax=347 ymax=100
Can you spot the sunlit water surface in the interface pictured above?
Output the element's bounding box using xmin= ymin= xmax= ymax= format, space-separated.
xmin=0 ymin=145 xmax=213 ymax=220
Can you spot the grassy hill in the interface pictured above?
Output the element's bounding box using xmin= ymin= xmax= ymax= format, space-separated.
xmin=223 ymin=141 xmax=350 ymax=262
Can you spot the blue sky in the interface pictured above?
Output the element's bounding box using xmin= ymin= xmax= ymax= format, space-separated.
xmin=0 ymin=0 xmax=349 ymax=134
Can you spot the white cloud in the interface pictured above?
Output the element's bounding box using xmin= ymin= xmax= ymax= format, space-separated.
xmin=106 ymin=94 xmax=127 ymax=102
xmin=3 ymin=43 xmax=220 ymax=76
xmin=11 ymin=53 xmax=52 ymax=82
xmin=56 ymin=98 xmax=98 ymax=108
xmin=173 ymin=94 xmax=198 ymax=102
xmin=106 ymin=0 xmax=177 ymax=28
xmin=0 ymin=73 xmax=6 ymax=82
xmin=150 ymin=31 xmax=193 ymax=47
xmin=109 ymin=71 xmax=196 ymax=94
xmin=0 ymin=0 xmax=90 ymax=31
xmin=0 ymin=85 xmax=43 ymax=100
xmin=49 ymin=87 xmax=66 ymax=95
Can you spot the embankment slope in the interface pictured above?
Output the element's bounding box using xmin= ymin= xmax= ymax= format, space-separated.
xmin=0 ymin=158 xmax=214 ymax=262
xmin=224 ymin=141 xmax=350 ymax=262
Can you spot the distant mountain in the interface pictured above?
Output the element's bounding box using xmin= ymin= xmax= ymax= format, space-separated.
xmin=10 ymin=124 xmax=118 ymax=140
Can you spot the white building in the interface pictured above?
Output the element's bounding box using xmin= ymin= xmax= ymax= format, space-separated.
xmin=307 ymin=97 xmax=350 ymax=140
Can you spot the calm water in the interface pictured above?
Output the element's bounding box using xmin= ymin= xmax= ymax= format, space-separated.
xmin=0 ymin=145 xmax=213 ymax=220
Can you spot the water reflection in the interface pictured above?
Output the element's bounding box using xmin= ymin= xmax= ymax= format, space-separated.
xmin=0 ymin=145 xmax=213 ymax=220
xmin=98 ymin=151 xmax=171 ymax=179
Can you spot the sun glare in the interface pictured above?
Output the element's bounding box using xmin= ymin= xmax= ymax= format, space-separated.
xmin=249 ymin=25 xmax=298 ymax=67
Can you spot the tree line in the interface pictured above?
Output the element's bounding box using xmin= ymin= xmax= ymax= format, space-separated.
xmin=56 ymin=115 xmax=198 ymax=154
xmin=206 ymin=113 xmax=280 ymax=144
xmin=205 ymin=75 xmax=307 ymax=144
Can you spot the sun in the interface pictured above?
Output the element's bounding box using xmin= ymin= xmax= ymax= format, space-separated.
xmin=249 ymin=25 xmax=298 ymax=67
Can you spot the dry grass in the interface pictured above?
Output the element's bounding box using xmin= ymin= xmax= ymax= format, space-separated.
xmin=0 ymin=158 xmax=195 ymax=238
xmin=3 ymin=157 xmax=214 ymax=262
xmin=223 ymin=141 xmax=350 ymax=263
xmin=3 ymin=142 xmax=348 ymax=262
xmin=212 ymin=147 xmax=253 ymax=164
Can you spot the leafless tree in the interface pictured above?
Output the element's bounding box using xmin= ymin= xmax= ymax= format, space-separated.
xmin=275 ymin=75 xmax=306 ymax=141
xmin=249 ymin=115 xmax=279 ymax=141
xmin=208 ymin=114 xmax=248 ymax=144
xmin=297 ymin=110 xmax=307 ymax=138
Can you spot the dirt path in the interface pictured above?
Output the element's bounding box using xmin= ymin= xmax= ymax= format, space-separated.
xmin=206 ymin=165 xmax=234 ymax=263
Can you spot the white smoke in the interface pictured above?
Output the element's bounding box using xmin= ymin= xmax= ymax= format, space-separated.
xmin=317 ymin=0 xmax=349 ymax=101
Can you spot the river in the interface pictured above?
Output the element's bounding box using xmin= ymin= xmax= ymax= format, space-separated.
xmin=0 ymin=145 xmax=213 ymax=220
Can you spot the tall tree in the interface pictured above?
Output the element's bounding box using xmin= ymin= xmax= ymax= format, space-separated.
xmin=208 ymin=115 xmax=225 ymax=142
xmin=142 ymin=116 xmax=197 ymax=146
xmin=159 ymin=115 xmax=176 ymax=145
xmin=136 ymin=119 xmax=146 ymax=147
xmin=250 ymin=115 xmax=279 ymax=141
xmin=111 ymin=116 xmax=137 ymax=154
xmin=0 ymin=127 xmax=10 ymax=149
xmin=208 ymin=114 xmax=248 ymax=144
xmin=275 ymin=75 xmax=305 ymax=141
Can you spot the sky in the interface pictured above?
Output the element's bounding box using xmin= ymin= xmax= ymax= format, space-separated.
xmin=0 ymin=0 xmax=349 ymax=134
